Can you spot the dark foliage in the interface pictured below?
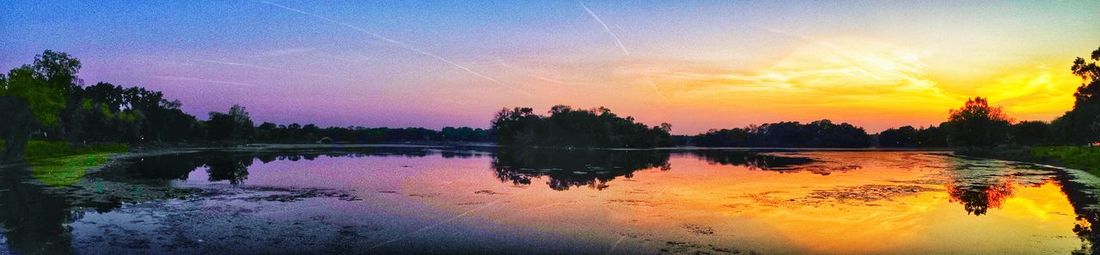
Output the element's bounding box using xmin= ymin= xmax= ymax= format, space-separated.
xmin=944 ymin=97 xmax=1013 ymax=148
xmin=692 ymin=119 xmax=870 ymax=148
xmin=490 ymin=105 xmax=673 ymax=148
xmin=491 ymin=148 xmax=671 ymax=190
xmin=1054 ymin=46 xmax=1100 ymax=145
xmin=877 ymin=125 xmax=949 ymax=148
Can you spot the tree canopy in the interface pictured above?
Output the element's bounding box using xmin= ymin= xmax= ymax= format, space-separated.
xmin=691 ymin=119 xmax=871 ymax=148
xmin=491 ymin=105 xmax=672 ymax=148
xmin=944 ymin=97 xmax=1013 ymax=148
xmin=1054 ymin=46 xmax=1100 ymax=145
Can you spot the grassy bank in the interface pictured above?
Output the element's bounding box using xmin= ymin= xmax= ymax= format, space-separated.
xmin=960 ymin=146 xmax=1100 ymax=176
xmin=1029 ymin=146 xmax=1100 ymax=175
xmin=1 ymin=140 xmax=129 ymax=186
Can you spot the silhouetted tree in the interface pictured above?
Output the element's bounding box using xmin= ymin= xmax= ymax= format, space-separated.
xmin=1053 ymin=46 xmax=1100 ymax=145
xmin=206 ymin=104 xmax=255 ymax=141
xmin=945 ymin=97 xmax=1012 ymax=148
xmin=33 ymin=50 xmax=83 ymax=144
xmin=878 ymin=124 xmax=949 ymax=148
xmin=491 ymin=105 xmax=672 ymax=148
xmin=1012 ymin=121 xmax=1053 ymax=146
xmin=692 ymin=119 xmax=870 ymax=148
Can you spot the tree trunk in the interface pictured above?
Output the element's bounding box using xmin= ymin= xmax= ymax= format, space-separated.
xmin=0 ymin=96 xmax=34 ymax=163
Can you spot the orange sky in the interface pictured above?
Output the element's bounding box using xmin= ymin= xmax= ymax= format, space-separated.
xmin=4 ymin=1 xmax=1098 ymax=133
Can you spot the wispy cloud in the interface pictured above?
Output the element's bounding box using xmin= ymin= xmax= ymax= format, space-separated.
xmin=256 ymin=1 xmax=530 ymax=96
xmin=580 ymin=2 xmax=629 ymax=55
xmin=153 ymin=75 xmax=256 ymax=87
xmin=255 ymin=47 xmax=317 ymax=57
xmin=196 ymin=58 xmax=350 ymax=81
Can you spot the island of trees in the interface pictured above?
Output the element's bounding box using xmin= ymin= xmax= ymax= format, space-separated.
xmin=2 ymin=46 xmax=1099 ymax=163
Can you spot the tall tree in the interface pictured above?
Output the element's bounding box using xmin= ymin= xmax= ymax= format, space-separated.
xmin=1054 ymin=46 xmax=1100 ymax=144
xmin=0 ymin=64 xmax=68 ymax=162
xmin=945 ymin=97 xmax=1013 ymax=148
xmin=32 ymin=50 xmax=82 ymax=144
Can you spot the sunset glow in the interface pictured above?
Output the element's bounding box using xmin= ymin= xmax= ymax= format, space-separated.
xmin=2 ymin=1 xmax=1098 ymax=133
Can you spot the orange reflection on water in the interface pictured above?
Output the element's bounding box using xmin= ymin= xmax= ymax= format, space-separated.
xmin=407 ymin=151 xmax=1085 ymax=254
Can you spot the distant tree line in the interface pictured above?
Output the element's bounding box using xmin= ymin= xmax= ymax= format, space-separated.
xmin=0 ymin=50 xmax=492 ymax=162
xmin=692 ymin=46 xmax=1100 ymax=149
xmin=878 ymin=47 xmax=1100 ymax=148
xmin=691 ymin=120 xmax=871 ymax=148
xmin=490 ymin=105 xmax=673 ymax=148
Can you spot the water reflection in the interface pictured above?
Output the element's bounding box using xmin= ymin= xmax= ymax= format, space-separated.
xmin=0 ymin=148 xmax=1098 ymax=254
xmin=0 ymin=166 xmax=75 ymax=254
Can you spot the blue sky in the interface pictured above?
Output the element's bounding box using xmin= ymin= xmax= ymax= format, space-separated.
xmin=3 ymin=1 xmax=1099 ymax=133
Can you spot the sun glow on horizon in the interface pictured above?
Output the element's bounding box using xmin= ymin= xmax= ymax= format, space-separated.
xmin=2 ymin=1 xmax=1097 ymax=133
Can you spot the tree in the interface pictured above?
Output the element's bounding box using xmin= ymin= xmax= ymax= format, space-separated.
xmin=692 ymin=120 xmax=870 ymax=148
xmin=32 ymin=50 xmax=82 ymax=143
xmin=1012 ymin=121 xmax=1052 ymax=146
xmin=1054 ymin=46 xmax=1100 ymax=145
xmin=1 ymin=66 xmax=65 ymax=126
xmin=206 ymin=104 xmax=254 ymax=141
xmin=945 ymin=97 xmax=1013 ymax=148
xmin=490 ymin=106 xmax=672 ymax=148
xmin=879 ymin=126 xmax=919 ymax=147
xmin=0 ymin=62 xmax=68 ymax=162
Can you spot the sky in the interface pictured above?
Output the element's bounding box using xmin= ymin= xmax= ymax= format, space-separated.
xmin=2 ymin=1 xmax=1099 ymax=134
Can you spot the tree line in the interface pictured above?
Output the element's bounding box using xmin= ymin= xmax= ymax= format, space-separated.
xmin=490 ymin=105 xmax=673 ymax=148
xmin=691 ymin=120 xmax=871 ymax=148
xmin=3 ymin=46 xmax=1099 ymax=161
xmin=877 ymin=47 xmax=1100 ymax=148
xmin=0 ymin=50 xmax=492 ymax=162
xmin=690 ymin=46 xmax=1100 ymax=149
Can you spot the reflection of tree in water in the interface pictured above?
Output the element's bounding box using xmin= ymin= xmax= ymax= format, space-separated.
xmin=0 ymin=165 xmax=121 ymax=254
xmin=204 ymin=155 xmax=253 ymax=185
xmin=490 ymin=149 xmax=818 ymax=190
xmin=0 ymin=147 xmax=454 ymax=254
xmin=97 ymin=147 xmax=444 ymax=185
xmin=683 ymin=150 xmax=815 ymax=171
xmin=944 ymin=158 xmax=1100 ymax=254
xmin=1050 ymin=169 xmax=1100 ymax=255
xmin=491 ymin=149 xmax=671 ymax=190
xmin=942 ymin=159 xmax=1061 ymax=216
xmin=945 ymin=179 xmax=1016 ymax=216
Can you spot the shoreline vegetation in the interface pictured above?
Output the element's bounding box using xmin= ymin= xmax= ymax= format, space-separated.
xmin=2 ymin=47 xmax=1099 ymax=177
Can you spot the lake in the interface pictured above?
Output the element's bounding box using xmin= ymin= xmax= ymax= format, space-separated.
xmin=1 ymin=147 xmax=1099 ymax=254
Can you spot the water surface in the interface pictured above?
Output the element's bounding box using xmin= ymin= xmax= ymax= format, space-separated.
xmin=1 ymin=147 xmax=1098 ymax=254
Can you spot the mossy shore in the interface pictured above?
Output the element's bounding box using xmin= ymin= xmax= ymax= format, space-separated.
xmin=1 ymin=140 xmax=129 ymax=186
xmin=958 ymin=146 xmax=1100 ymax=176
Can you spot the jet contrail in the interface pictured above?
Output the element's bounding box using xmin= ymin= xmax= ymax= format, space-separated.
xmin=153 ymin=75 xmax=256 ymax=87
xmin=644 ymin=74 xmax=670 ymax=101
xmin=197 ymin=59 xmax=351 ymax=81
xmin=257 ymin=1 xmax=530 ymax=96
xmin=581 ymin=2 xmax=629 ymax=55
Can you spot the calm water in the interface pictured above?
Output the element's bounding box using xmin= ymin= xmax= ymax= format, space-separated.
xmin=1 ymin=147 xmax=1099 ymax=254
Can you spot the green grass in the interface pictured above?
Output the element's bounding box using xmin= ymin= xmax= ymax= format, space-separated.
xmin=2 ymin=139 xmax=128 ymax=186
xmin=30 ymin=153 xmax=116 ymax=186
xmin=1030 ymin=146 xmax=1100 ymax=175
xmin=21 ymin=140 xmax=128 ymax=161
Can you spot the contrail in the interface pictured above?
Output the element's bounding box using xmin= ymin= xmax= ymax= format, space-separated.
xmin=581 ymin=2 xmax=629 ymax=55
xmin=153 ymin=75 xmax=256 ymax=87
xmin=644 ymin=74 xmax=670 ymax=101
xmin=257 ymin=1 xmax=530 ymax=96
xmin=606 ymin=235 xmax=627 ymax=255
xmin=197 ymin=59 xmax=350 ymax=81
